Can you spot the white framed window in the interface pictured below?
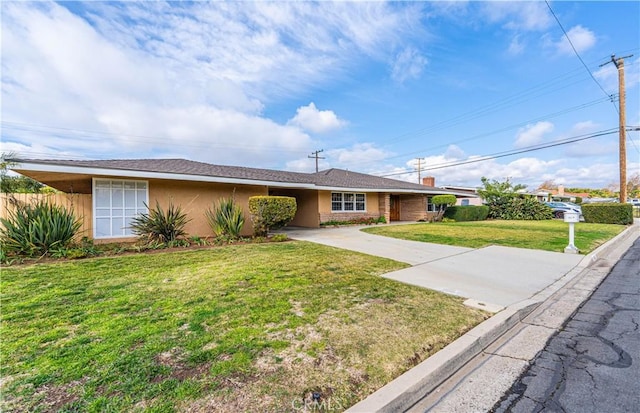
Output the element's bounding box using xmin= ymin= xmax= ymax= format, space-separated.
xmin=427 ymin=197 xmax=436 ymax=212
xmin=331 ymin=192 xmax=366 ymax=212
xmin=461 ymin=199 xmax=470 ymax=206
xmin=93 ymin=178 xmax=148 ymax=238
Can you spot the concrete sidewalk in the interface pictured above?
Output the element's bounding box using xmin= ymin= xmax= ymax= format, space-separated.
xmin=284 ymin=225 xmax=583 ymax=312
xmin=345 ymin=222 xmax=639 ymax=413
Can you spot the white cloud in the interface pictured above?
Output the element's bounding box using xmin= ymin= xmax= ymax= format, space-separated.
xmin=390 ymin=47 xmax=428 ymax=83
xmin=507 ymin=35 xmax=525 ymax=55
xmin=288 ymin=103 xmax=346 ymax=134
xmin=553 ymin=25 xmax=596 ymax=55
xmin=0 ymin=1 xmax=424 ymax=165
xmin=514 ymin=121 xmax=554 ymax=148
xmin=480 ymin=2 xmax=552 ymax=31
xmin=286 ymin=143 xmax=394 ymax=173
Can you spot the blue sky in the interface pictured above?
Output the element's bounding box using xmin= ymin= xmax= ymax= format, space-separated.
xmin=1 ymin=1 xmax=639 ymax=190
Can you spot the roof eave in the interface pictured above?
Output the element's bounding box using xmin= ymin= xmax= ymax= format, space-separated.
xmin=11 ymin=161 xmax=311 ymax=189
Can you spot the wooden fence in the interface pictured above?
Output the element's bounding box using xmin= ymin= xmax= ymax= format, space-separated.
xmin=0 ymin=193 xmax=93 ymax=239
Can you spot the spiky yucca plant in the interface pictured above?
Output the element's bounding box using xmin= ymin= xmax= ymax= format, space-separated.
xmin=205 ymin=197 xmax=245 ymax=240
xmin=0 ymin=200 xmax=81 ymax=257
xmin=130 ymin=200 xmax=191 ymax=244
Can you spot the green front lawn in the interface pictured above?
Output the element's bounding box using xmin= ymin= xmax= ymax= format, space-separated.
xmin=362 ymin=220 xmax=626 ymax=253
xmin=1 ymin=242 xmax=487 ymax=412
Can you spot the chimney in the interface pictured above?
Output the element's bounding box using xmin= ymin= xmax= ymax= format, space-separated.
xmin=422 ymin=176 xmax=435 ymax=187
xmin=558 ymin=185 xmax=565 ymax=196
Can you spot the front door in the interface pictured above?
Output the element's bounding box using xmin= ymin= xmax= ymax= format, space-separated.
xmin=390 ymin=195 xmax=400 ymax=221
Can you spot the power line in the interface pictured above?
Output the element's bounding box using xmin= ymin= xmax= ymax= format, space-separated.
xmin=545 ymin=0 xmax=616 ymax=110
xmin=365 ymin=96 xmax=614 ymax=164
xmin=379 ymin=128 xmax=619 ymax=177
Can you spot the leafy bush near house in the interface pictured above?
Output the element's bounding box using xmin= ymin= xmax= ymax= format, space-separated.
xmin=248 ymin=196 xmax=297 ymax=237
xmin=492 ymin=197 xmax=553 ymax=220
xmin=582 ymin=203 xmax=633 ymax=225
xmin=320 ymin=216 xmax=386 ymax=227
xmin=432 ymin=195 xmax=457 ymax=209
xmin=0 ymin=199 xmax=81 ymax=257
xmin=270 ymin=233 xmax=288 ymax=242
xmin=205 ymin=196 xmax=245 ymax=240
xmin=130 ymin=200 xmax=191 ymax=244
xmin=431 ymin=194 xmax=457 ymax=222
xmin=444 ymin=206 xmax=489 ymax=222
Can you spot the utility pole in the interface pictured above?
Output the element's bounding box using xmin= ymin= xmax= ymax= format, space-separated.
xmin=308 ymin=149 xmax=325 ymax=173
xmin=602 ymin=54 xmax=633 ymax=203
xmin=415 ymin=157 xmax=425 ymax=184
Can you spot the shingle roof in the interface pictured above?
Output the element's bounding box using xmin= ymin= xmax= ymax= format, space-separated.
xmin=312 ymin=168 xmax=433 ymax=190
xmin=18 ymin=158 xmax=314 ymax=184
xmin=13 ymin=158 xmax=451 ymax=192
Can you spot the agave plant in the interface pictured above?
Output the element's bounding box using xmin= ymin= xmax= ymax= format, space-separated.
xmin=0 ymin=199 xmax=82 ymax=257
xmin=205 ymin=196 xmax=245 ymax=240
xmin=130 ymin=200 xmax=191 ymax=244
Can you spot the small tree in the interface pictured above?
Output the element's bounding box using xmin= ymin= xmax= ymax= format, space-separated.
xmin=248 ymin=196 xmax=296 ymax=237
xmin=1 ymin=153 xmax=43 ymax=194
xmin=431 ymin=194 xmax=457 ymax=222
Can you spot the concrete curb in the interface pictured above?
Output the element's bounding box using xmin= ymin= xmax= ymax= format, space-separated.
xmin=345 ymin=222 xmax=639 ymax=413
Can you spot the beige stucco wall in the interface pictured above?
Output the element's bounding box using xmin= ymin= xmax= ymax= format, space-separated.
xmin=269 ymin=189 xmax=320 ymax=228
xmin=148 ymin=179 xmax=267 ymax=238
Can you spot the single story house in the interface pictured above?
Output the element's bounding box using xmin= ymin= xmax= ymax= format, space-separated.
xmin=9 ymin=158 xmax=475 ymax=242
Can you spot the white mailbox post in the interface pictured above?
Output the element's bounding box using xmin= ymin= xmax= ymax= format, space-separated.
xmin=563 ymin=211 xmax=580 ymax=254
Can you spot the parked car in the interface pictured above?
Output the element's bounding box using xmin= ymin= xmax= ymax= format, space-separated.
xmin=628 ymin=198 xmax=640 ymax=207
xmin=545 ymin=202 xmax=583 ymax=219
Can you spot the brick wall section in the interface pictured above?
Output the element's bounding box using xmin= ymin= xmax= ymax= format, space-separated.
xmin=378 ymin=192 xmax=390 ymax=223
xmin=399 ymin=194 xmax=428 ymax=221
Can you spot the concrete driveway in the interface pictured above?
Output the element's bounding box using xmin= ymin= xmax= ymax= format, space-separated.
xmin=283 ymin=225 xmax=584 ymax=312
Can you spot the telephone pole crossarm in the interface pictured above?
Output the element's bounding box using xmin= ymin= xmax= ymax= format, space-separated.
xmin=308 ymin=149 xmax=325 ymax=173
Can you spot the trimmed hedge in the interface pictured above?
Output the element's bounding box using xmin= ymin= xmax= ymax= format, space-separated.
xmin=248 ymin=196 xmax=297 ymax=236
xmin=432 ymin=194 xmax=457 ymax=207
xmin=444 ymin=205 xmax=489 ymax=222
xmin=582 ymin=203 xmax=633 ymax=225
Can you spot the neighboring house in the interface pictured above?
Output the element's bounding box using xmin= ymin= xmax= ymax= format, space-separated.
xmin=438 ymin=183 xmax=483 ymax=206
xmin=9 ymin=158 xmax=474 ymax=243
xmin=539 ymin=185 xmax=590 ymax=202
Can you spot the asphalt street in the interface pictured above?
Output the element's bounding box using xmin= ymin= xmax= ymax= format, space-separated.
xmin=492 ymin=237 xmax=640 ymax=413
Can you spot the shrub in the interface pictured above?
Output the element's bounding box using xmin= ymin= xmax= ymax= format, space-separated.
xmin=270 ymin=233 xmax=288 ymax=242
xmin=484 ymin=197 xmax=552 ymax=220
xmin=582 ymin=203 xmax=633 ymax=225
xmin=320 ymin=217 xmax=381 ymax=226
xmin=248 ymin=196 xmax=297 ymax=237
xmin=431 ymin=194 xmax=457 ymax=222
xmin=130 ymin=200 xmax=191 ymax=244
xmin=444 ymin=206 xmax=489 ymax=222
xmin=205 ymin=196 xmax=245 ymax=239
xmin=0 ymin=199 xmax=81 ymax=257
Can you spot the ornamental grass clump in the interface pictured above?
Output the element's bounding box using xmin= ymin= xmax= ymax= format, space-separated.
xmin=0 ymin=199 xmax=81 ymax=257
xmin=205 ymin=196 xmax=245 ymax=240
xmin=130 ymin=200 xmax=191 ymax=244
